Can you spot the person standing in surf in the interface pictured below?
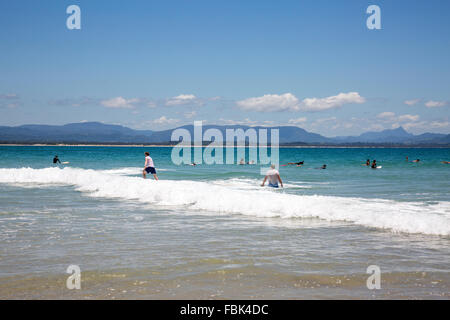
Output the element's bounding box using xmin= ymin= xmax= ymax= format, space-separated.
xmin=261 ymin=164 xmax=283 ymax=188
xmin=143 ymin=152 xmax=158 ymax=180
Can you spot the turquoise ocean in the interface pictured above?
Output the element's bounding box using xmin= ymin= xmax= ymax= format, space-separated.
xmin=0 ymin=146 xmax=449 ymax=299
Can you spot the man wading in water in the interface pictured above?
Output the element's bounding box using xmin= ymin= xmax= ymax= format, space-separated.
xmin=261 ymin=164 xmax=283 ymax=188
xmin=142 ymin=152 xmax=159 ymax=180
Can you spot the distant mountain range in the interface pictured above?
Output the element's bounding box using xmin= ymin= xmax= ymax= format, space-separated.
xmin=333 ymin=127 xmax=450 ymax=145
xmin=0 ymin=122 xmax=449 ymax=146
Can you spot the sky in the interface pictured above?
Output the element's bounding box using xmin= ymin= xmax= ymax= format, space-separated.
xmin=0 ymin=0 xmax=449 ymax=137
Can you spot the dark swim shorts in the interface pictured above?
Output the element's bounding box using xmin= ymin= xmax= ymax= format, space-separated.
xmin=145 ymin=167 xmax=156 ymax=174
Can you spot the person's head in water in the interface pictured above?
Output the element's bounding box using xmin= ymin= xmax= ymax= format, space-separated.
xmin=322 ymin=164 xmax=327 ymax=169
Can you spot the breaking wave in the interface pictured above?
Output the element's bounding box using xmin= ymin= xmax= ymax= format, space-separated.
xmin=0 ymin=167 xmax=449 ymax=236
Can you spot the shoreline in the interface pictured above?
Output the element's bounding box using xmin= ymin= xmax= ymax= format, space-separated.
xmin=0 ymin=144 xmax=449 ymax=148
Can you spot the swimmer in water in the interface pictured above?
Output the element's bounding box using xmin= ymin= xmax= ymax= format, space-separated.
xmin=53 ymin=155 xmax=61 ymax=164
xmin=371 ymin=160 xmax=377 ymax=169
xmin=287 ymin=161 xmax=304 ymax=166
xmin=315 ymin=164 xmax=327 ymax=169
xmin=412 ymin=159 xmax=420 ymax=163
xmin=441 ymin=161 xmax=450 ymax=164
xmin=261 ymin=164 xmax=283 ymax=188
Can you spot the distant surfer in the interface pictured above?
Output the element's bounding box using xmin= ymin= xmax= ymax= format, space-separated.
xmin=316 ymin=164 xmax=327 ymax=169
xmin=365 ymin=159 xmax=370 ymax=166
xmin=261 ymin=164 xmax=283 ymax=188
xmin=412 ymin=159 xmax=420 ymax=163
xmin=371 ymin=160 xmax=377 ymax=169
xmin=142 ymin=152 xmax=158 ymax=180
xmin=441 ymin=161 xmax=450 ymax=164
xmin=406 ymin=156 xmax=409 ymax=162
xmin=53 ymin=155 xmax=61 ymax=164
xmin=286 ymin=161 xmax=304 ymax=167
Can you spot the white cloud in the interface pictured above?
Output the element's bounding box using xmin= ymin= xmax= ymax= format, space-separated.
xmin=430 ymin=120 xmax=450 ymax=128
xmin=377 ymin=112 xmax=419 ymax=123
xmin=1 ymin=102 xmax=19 ymax=109
xmin=219 ymin=118 xmax=275 ymax=126
xmin=368 ymin=124 xmax=385 ymax=131
xmin=425 ymin=100 xmax=447 ymax=108
xmin=236 ymin=92 xmax=365 ymax=112
xmin=165 ymin=94 xmax=199 ymax=106
xmin=236 ymin=93 xmax=299 ymax=112
xmin=0 ymin=93 xmax=19 ymax=100
xmin=0 ymin=93 xmax=21 ymax=108
xmin=300 ymin=92 xmax=366 ymax=112
xmin=332 ymin=122 xmax=354 ymax=130
xmin=398 ymin=114 xmax=420 ymax=122
xmin=402 ymin=120 xmax=450 ymax=132
xmin=313 ymin=117 xmax=337 ymax=125
xmin=288 ymin=117 xmax=307 ymax=125
xmin=377 ymin=112 xmax=396 ymax=120
xmin=404 ymin=99 xmax=420 ymax=106
xmin=152 ymin=116 xmax=180 ymax=125
xmin=184 ymin=111 xmax=197 ymax=119
xmin=220 ymin=118 xmax=256 ymax=125
xmin=100 ymin=97 xmax=139 ymax=109
xmin=146 ymin=101 xmax=157 ymax=108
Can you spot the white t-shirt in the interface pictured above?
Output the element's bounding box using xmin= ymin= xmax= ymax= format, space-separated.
xmin=145 ymin=156 xmax=154 ymax=168
xmin=266 ymin=168 xmax=279 ymax=185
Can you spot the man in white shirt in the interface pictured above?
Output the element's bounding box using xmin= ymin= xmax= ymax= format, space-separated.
xmin=261 ymin=164 xmax=283 ymax=188
xmin=142 ymin=152 xmax=159 ymax=180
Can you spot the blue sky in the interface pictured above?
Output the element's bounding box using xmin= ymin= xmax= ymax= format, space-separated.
xmin=1 ymin=0 xmax=449 ymax=136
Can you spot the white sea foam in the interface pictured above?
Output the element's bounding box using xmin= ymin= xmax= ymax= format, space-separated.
xmin=1 ymin=167 xmax=449 ymax=236
xmin=210 ymin=178 xmax=311 ymax=190
xmin=100 ymin=167 xmax=173 ymax=176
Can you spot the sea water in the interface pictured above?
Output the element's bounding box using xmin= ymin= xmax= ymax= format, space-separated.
xmin=0 ymin=146 xmax=449 ymax=299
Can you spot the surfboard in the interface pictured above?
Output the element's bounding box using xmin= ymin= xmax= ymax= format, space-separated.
xmin=62 ymin=161 xmax=70 ymax=164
